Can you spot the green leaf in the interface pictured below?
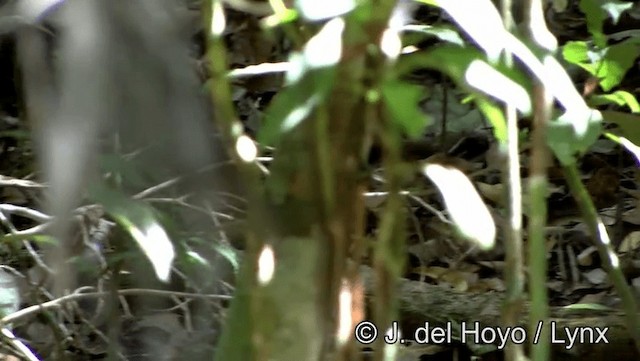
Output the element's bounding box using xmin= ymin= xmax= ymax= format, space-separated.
xmin=580 ymin=0 xmax=633 ymax=47
xmin=590 ymin=90 xmax=640 ymax=112
xmin=596 ymin=39 xmax=640 ymax=91
xmin=259 ymin=68 xmax=335 ymax=145
xmin=90 ymin=184 xmax=175 ymax=282
xmin=465 ymin=60 xmax=531 ymax=114
xmin=580 ymin=0 xmax=609 ymax=47
xmin=547 ymin=111 xmax=602 ymax=165
xmin=427 ymin=0 xmax=505 ymax=61
xmin=381 ymin=80 xmax=430 ymax=138
xmin=258 ymin=19 xmax=344 ymax=145
xmin=562 ymin=39 xmax=640 ymax=92
xmin=601 ymin=110 xmax=640 ymax=146
xmin=475 ymin=98 xmax=507 ymax=143
xmin=400 ymin=46 xmax=532 ymax=115
xmin=397 ymin=46 xmax=479 ymax=80
xmin=562 ymin=41 xmax=592 ymax=66
xmin=213 ymin=242 xmax=241 ymax=272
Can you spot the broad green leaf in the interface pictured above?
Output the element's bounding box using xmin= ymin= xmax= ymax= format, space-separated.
xmin=400 ymin=45 xmax=532 ymax=116
xmin=259 ymin=67 xmax=335 ymax=145
xmin=590 ymin=90 xmax=640 ymax=112
xmin=490 ymin=36 xmax=584 ymax=119
xmin=90 ymin=184 xmax=174 ymax=282
xmin=465 ymin=60 xmax=531 ymax=114
xmin=547 ymin=111 xmax=602 ymax=165
xmin=562 ymin=39 xmax=640 ymax=92
xmin=596 ymin=40 xmax=640 ymax=91
xmin=397 ymin=46 xmax=480 ymax=80
xmin=399 ymin=46 xmax=531 ymax=96
xmin=423 ymin=89 xmax=485 ymax=134
xmin=580 ymin=0 xmax=633 ymax=47
xmin=601 ymin=110 xmax=640 ymax=146
xmin=422 ymin=163 xmax=495 ymax=250
xmin=381 ymin=80 xmax=430 ymax=138
xmin=562 ymin=41 xmax=594 ymax=66
xmin=580 ymin=0 xmax=609 ymax=47
xmin=258 ymin=19 xmax=343 ymax=145
xmin=427 ymin=0 xmax=506 ymax=62
xmin=427 ymin=0 xmax=585 ymax=119
xmin=475 ymin=98 xmax=507 ymax=143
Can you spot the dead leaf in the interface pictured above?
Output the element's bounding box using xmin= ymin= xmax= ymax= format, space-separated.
xmin=619 ymin=231 xmax=640 ymax=254
xmin=476 ymin=182 xmax=504 ymax=206
xmin=583 ymin=268 xmax=608 ymax=285
xmin=577 ymin=246 xmax=597 ymax=266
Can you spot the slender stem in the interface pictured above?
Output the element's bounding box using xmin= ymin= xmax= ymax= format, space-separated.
xmin=528 ymin=83 xmax=551 ymax=361
xmin=563 ymin=162 xmax=640 ymax=352
xmin=500 ymin=1 xmax=526 ymax=360
xmin=202 ymin=2 xmax=268 ymax=360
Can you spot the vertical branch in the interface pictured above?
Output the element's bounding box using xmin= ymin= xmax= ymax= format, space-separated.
xmin=374 ymin=99 xmax=405 ymax=361
xmin=563 ymin=163 xmax=640 ymax=352
xmin=527 ymin=84 xmax=551 ymax=361
xmin=328 ymin=0 xmax=404 ymax=360
xmin=324 ymin=3 xmax=401 ymax=360
xmin=499 ymin=0 xmax=526 ymax=360
xmin=523 ymin=1 xmax=553 ymax=360
xmin=202 ymin=1 xmax=270 ymax=360
xmin=521 ymin=0 xmax=556 ymax=361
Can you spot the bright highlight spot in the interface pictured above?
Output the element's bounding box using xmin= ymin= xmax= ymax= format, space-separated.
xmin=423 ymin=163 xmax=496 ymax=250
xmin=211 ymin=1 xmax=226 ymax=37
xmin=129 ymin=221 xmax=174 ymax=282
xmin=466 ymin=60 xmax=531 ymax=114
xmin=236 ymin=135 xmax=257 ymax=162
xmin=257 ymin=244 xmax=276 ymax=285
xmin=336 ymin=279 xmax=353 ymax=345
xmin=381 ymin=28 xmax=402 ymax=60
xmin=304 ymin=18 xmax=344 ymax=68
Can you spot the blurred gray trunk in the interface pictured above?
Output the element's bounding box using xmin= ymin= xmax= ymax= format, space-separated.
xmin=17 ymin=0 xmax=237 ymax=359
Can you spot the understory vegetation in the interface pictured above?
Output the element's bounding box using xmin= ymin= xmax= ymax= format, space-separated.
xmin=2 ymin=0 xmax=640 ymax=360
